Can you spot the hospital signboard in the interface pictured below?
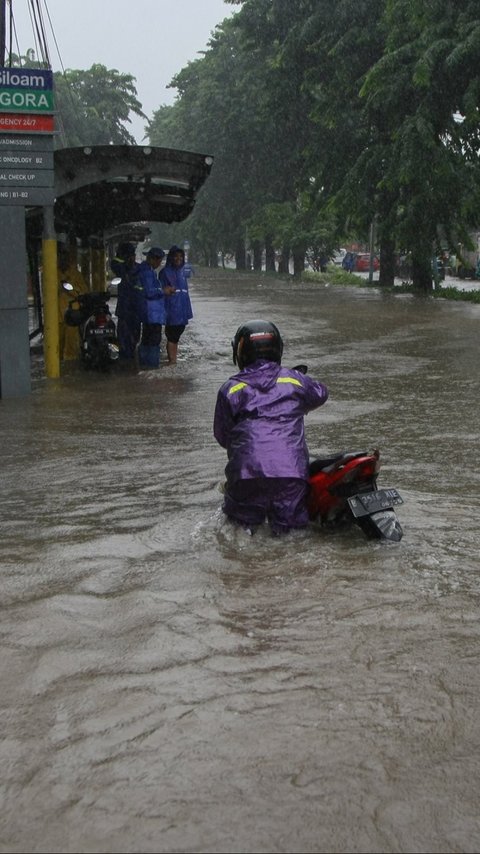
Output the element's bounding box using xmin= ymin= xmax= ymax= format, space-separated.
xmin=0 ymin=68 xmax=55 ymax=204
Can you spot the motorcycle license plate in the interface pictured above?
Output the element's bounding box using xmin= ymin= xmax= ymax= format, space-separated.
xmin=348 ymin=488 xmax=403 ymax=518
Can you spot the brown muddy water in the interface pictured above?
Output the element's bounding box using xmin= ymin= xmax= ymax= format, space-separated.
xmin=1 ymin=268 xmax=480 ymax=853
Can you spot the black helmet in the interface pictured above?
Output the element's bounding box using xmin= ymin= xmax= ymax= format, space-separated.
xmin=116 ymin=242 xmax=136 ymax=258
xmin=232 ymin=319 xmax=283 ymax=369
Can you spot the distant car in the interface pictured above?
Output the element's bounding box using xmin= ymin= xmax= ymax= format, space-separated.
xmin=355 ymin=253 xmax=380 ymax=272
xmin=332 ymin=248 xmax=347 ymax=265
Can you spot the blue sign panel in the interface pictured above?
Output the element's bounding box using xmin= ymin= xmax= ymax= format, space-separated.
xmin=0 ymin=68 xmax=53 ymax=91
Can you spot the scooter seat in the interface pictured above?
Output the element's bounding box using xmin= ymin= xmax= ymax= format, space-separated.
xmin=309 ymin=454 xmax=345 ymax=475
xmin=309 ymin=451 xmax=369 ymax=476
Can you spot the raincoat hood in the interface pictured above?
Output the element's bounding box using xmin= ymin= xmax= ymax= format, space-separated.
xmin=166 ymin=245 xmax=185 ymax=267
xmin=229 ymin=359 xmax=281 ymax=391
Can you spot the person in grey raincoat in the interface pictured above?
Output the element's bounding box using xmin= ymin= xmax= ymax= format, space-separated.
xmin=213 ymin=319 xmax=329 ymax=534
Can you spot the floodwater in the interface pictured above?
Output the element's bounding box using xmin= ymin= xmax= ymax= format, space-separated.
xmin=1 ymin=268 xmax=480 ymax=854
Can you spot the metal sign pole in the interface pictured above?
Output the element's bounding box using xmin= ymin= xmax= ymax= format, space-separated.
xmin=0 ymin=205 xmax=31 ymax=396
xmin=0 ymin=63 xmax=55 ymax=396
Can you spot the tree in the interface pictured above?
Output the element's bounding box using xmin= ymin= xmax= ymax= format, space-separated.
xmin=149 ymin=17 xmax=259 ymax=266
xmin=361 ymin=0 xmax=480 ymax=289
xmin=148 ymin=2 xmax=325 ymax=272
xmin=287 ymin=0 xmax=394 ymax=279
xmin=149 ymin=0 xmax=480 ymax=288
xmin=54 ymin=65 xmax=147 ymax=147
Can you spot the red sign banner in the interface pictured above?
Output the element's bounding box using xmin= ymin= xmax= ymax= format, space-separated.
xmin=0 ymin=113 xmax=55 ymax=133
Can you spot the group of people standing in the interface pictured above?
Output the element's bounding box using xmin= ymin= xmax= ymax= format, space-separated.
xmin=112 ymin=242 xmax=193 ymax=369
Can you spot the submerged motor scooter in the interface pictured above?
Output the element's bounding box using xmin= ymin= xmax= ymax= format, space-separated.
xmin=63 ymin=282 xmax=119 ymax=370
xmin=307 ymin=449 xmax=404 ymax=541
xmin=291 ymin=365 xmax=404 ymax=542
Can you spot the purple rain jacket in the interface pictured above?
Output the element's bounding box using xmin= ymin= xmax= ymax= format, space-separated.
xmin=133 ymin=261 xmax=166 ymax=325
xmin=159 ymin=246 xmax=193 ymax=326
xmin=213 ymin=360 xmax=329 ymax=483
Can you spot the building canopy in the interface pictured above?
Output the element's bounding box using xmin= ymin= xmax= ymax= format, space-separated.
xmin=51 ymin=145 xmax=213 ymax=240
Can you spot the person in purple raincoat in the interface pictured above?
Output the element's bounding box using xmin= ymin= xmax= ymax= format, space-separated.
xmin=133 ymin=247 xmax=172 ymax=368
xmin=213 ymin=319 xmax=329 ymax=534
xmin=160 ymin=245 xmax=193 ymax=365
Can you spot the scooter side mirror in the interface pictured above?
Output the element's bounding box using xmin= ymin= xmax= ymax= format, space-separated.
xmin=293 ymin=364 xmax=308 ymax=374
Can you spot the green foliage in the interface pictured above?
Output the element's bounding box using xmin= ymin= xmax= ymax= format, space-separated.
xmin=432 ymin=285 xmax=480 ymax=302
xmin=302 ymin=268 xmax=369 ymax=286
xmin=54 ymin=65 xmax=147 ymax=146
xmin=148 ymin=4 xmax=322 ymax=262
xmin=13 ymin=2 xmax=480 ymax=291
xmin=302 ymin=268 xmax=480 ymax=303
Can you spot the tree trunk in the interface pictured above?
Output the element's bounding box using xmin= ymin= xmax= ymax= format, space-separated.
xmin=235 ymin=237 xmax=246 ymax=270
xmin=292 ymin=248 xmax=305 ymax=277
xmin=379 ymin=238 xmax=396 ymax=287
xmin=265 ymin=236 xmax=276 ymax=272
xmin=411 ymin=255 xmax=433 ymax=292
xmin=252 ymin=240 xmax=262 ymax=271
xmin=208 ymin=245 xmax=218 ymax=267
xmin=278 ymin=247 xmax=290 ymax=274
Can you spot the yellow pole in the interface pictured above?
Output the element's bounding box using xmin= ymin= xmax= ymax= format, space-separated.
xmin=42 ymin=236 xmax=60 ymax=378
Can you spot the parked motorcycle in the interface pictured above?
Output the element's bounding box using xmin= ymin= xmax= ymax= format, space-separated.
xmin=63 ymin=282 xmax=119 ymax=370
xmin=291 ymin=366 xmax=404 ymax=542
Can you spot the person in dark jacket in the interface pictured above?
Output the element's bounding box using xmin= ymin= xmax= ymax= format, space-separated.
xmin=159 ymin=245 xmax=193 ymax=365
xmin=213 ymin=319 xmax=329 ymax=534
xmin=57 ymin=243 xmax=89 ymax=361
xmin=342 ymin=251 xmax=356 ymax=273
xmin=133 ymin=247 xmax=172 ymax=368
xmin=111 ymin=242 xmax=140 ymax=360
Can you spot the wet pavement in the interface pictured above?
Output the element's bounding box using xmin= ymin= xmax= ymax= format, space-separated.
xmin=1 ymin=267 xmax=480 ymax=853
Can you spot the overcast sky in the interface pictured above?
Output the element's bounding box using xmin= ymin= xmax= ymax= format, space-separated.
xmin=9 ymin=0 xmax=235 ymax=141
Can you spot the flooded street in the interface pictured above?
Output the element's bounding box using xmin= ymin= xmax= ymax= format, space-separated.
xmin=1 ymin=268 xmax=480 ymax=854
